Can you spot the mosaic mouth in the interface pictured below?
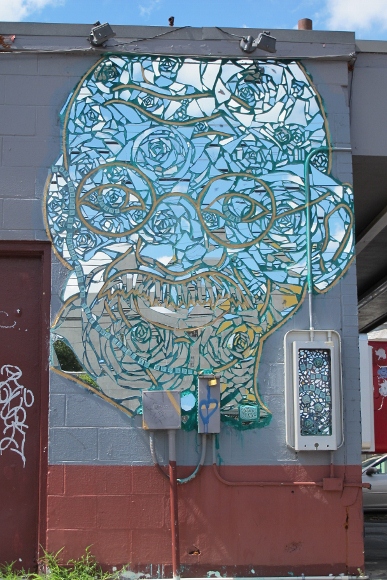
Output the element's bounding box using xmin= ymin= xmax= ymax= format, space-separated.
xmin=102 ymin=270 xmax=252 ymax=327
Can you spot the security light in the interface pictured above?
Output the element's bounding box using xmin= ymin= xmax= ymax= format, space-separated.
xmin=240 ymin=31 xmax=276 ymax=54
xmin=89 ymin=22 xmax=116 ymax=47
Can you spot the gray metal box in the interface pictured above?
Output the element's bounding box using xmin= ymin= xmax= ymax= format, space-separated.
xmin=197 ymin=375 xmax=220 ymax=434
xmin=142 ymin=391 xmax=181 ymax=430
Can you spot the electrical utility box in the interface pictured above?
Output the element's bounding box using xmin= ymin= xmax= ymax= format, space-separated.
xmin=197 ymin=374 xmax=221 ymax=434
xmin=284 ymin=330 xmax=342 ymax=451
xmin=142 ymin=390 xmax=181 ymax=430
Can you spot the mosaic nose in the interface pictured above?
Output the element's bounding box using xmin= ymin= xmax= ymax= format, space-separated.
xmin=138 ymin=196 xmax=223 ymax=271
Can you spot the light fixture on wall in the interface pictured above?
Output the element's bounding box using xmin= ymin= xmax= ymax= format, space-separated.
xmin=240 ymin=31 xmax=276 ymax=53
xmin=88 ymin=21 xmax=116 ymax=46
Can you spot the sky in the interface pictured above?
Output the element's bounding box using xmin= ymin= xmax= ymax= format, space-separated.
xmin=1 ymin=0 xmax=387 ymax=41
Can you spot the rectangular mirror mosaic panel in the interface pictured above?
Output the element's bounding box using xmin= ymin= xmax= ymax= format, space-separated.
xmin=298 ymin=348 xmax=332 ymax=436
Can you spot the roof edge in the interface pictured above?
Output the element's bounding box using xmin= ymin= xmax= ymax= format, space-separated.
xmin=0 ymin=21 xmax=355 ymax=43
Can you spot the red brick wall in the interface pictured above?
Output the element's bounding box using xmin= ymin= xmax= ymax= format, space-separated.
xmin=46 ymin=464 xmax=364 ymax=576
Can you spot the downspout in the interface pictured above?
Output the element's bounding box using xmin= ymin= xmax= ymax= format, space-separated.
xmin=168 ymin=429 xmax=180 ymax=580
xmin=149 ymin=430 xmax=207 ymax=580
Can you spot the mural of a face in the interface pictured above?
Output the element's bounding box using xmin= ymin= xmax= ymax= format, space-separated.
xmin=46 ymin=56 xmax=354 ymax=429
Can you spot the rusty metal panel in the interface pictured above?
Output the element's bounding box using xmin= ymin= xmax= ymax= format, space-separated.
xmin=0 ymin=248 xmax=49 ymax=569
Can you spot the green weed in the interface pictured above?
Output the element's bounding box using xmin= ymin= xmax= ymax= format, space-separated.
xmin=0 ymin=560 xmax=29 ymax=580
xmin=78 ymin=373 xmax=99 ymax=390
xmin=0 ymin=548 xmax=117 ymax=580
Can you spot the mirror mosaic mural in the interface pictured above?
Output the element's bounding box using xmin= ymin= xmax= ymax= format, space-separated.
xmin=45 ymin=55 xmax=354 ymax=429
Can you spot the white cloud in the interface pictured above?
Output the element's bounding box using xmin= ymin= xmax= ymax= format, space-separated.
xmin=138 ymin=0 xmax=162 ymax=18
xmin=0 ymin=0 xmax=63 ymax=21
xmin=324 ymin=0 xmax=387 ymax=32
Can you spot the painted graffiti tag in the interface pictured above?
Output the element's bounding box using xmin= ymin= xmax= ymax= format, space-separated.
xmin=0 ymin=310 xmax=16 ymax=329
xmin=199 ymin=385 xmax=219 ymax=433
xmin=377 ymin=366 xmax=387 ymax=410
xmin=0 ymin=365 xmax=34 ymax=467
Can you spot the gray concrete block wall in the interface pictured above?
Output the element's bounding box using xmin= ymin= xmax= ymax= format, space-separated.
xmin=49 ymin=372 xmax=168 ymax=465
xmin=0 ymin=105 xmax=36 ymax=135
xmin=0 ymin=53 xmax=98 ymax=241
xmin=0 ymin=31 xmax=362 ymax=470
xmin=351 ymin=52 xmax=387 ymax=156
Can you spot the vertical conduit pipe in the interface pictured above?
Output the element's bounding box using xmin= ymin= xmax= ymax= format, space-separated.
xmin=168 ymin=429 xmax=180 ymax=580
xmin=304 ymin=146 xmax=351 ymax=336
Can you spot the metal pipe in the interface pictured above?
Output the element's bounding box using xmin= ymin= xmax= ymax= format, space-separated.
xmin=168 ymin=429 xmax=180 ymax=580
xmin=212 ymin=435 xmax=367 ymax=488
xmin=304 ymin=146 xmax=351 ymax=334
xmin=149 ymin=431 xmax=207 ymax=484
xmin=298 ymin=18 xmax=313 ymax=30
xmin=178 ymin=434 xmax=207 ymax=484
xmin=149 ymin=431 xmax=170 ymax=479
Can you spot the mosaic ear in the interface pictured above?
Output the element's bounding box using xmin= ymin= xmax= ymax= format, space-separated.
xmin=311 ymin=184 xmax=354 ymax=293
xmin=45 ymin=165 xmax=77 ymax=262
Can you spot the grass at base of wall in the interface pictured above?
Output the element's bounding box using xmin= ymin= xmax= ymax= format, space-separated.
xmin=1 ymin=548 xmax=122 ymax=580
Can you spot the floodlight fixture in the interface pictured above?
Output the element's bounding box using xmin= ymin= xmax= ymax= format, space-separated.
xmin=240 ymin=31 xmax=276 ymax=54
xmin=89 ymin=21 xmax=116 ymax=47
